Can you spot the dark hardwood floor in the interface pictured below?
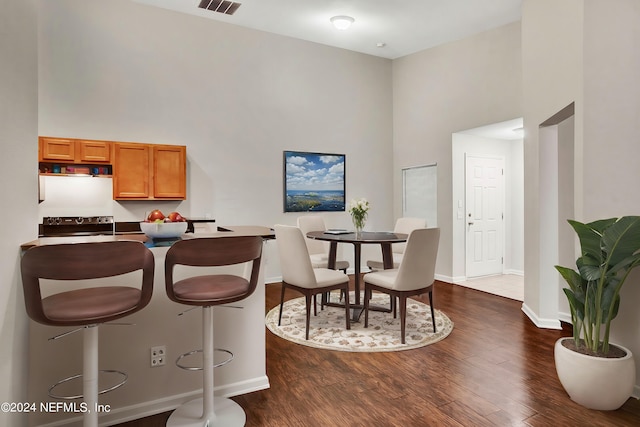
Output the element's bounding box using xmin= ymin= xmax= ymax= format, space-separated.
xmin=116 ymin=278 xmax=640 ymax=426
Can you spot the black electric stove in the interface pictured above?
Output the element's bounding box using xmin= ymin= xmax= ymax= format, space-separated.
xmin=39 ymin=216 xmax=115 ymax=237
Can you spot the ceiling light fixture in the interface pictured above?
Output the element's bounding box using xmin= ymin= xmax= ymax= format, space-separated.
xmin=330 ymin=15 xmax=354 ymax=30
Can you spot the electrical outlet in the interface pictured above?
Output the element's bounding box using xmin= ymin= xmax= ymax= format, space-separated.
xmin=150 ymin=345 xmax=166 ymax=367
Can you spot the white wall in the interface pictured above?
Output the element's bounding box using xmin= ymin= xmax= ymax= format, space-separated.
xmin=581 ymin=0 xmax=640 ymax=393
xmin=557 ymin=116 xmax=576 ymax=320
xmin=521 ymin=0 xmax=584 ymax=328
xmin=392 ymin=22 xmax=523 ymax=280
xmin=38 ymin=0 xmax=394 ymax=283
xmin=523 ymin=0 xmax=640 ymax=394
xmin=0 ymin=0 xmax=38 ymax=426
xmin=33 ymin=0 xmax=394 ymax=424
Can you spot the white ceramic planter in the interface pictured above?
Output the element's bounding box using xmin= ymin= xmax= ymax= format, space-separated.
xmin=554 ymin=337 xmax=636 ymax=410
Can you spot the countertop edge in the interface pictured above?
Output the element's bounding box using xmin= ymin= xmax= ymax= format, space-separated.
xmin=21 ymin=225 xmax=274 ymax=250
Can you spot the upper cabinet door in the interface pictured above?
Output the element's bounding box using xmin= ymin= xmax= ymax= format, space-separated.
xmin=153 ymin=145 xmax=186 ymax=199
xmin=39 ymin=137 xmax=75 ymax=161
xmin=77 ymin=140 xmax=111 ymax=163
xmin=112 ymin=143 xmax=151 ymax=199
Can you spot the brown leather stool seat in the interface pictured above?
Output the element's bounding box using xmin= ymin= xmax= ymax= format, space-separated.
xmin=21 ymin=240 xmax=154 ymax=427
xmin=164 ymin=235 xmax=263 ymax=427
xmin=42 ymin=287 xmax=144 ymax=323
xmin=172 ymin=275 xmax=251 ymax=303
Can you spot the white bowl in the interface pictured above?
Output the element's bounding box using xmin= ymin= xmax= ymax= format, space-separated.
xmin=140 ymin=221 xmax=188 ymax=239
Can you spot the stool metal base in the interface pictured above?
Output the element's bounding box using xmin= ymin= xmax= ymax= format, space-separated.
xmin=48 ymin=369 xmax=128 ymax=400
xmin=176 ymin=348 xmax=234 ymax=371
xmin=167 ymin=397 xmax=246 ymax=427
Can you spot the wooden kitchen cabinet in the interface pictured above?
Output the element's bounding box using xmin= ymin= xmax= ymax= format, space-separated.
xmin=153 ymin=145 xmax=186 ymax=199
xmin=39 ymin=136 xmax=186 ymax=200
xmin=113 ymin=143 xmax=151 ymax=199
xmin=77 ymin=140 xmax=110 ymax=163
xmin=39 ymin=137 xmax=76 ymax=162
xmin=112 ymin=143 xmax=186 ymax=200
xmin=40 ymin=137 xmax=111 ymax=163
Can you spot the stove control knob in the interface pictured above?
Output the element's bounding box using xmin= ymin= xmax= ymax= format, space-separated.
xmin=54 ymin=217 xmax=61 ymax=225
xmin=76 ymin=217 xmax=84 ymax=224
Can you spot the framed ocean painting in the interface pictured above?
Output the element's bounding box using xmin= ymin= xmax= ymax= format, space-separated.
xmin=283 ymin=151 xmax=345 ymax=212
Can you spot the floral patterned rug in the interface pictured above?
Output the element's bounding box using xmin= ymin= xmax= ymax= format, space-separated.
xmin=265 ymin=292 xmax=454 ymax=352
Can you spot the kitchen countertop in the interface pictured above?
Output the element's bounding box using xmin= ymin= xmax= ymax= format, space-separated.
xmin=21 ymin=225 xmax=274 ymax=250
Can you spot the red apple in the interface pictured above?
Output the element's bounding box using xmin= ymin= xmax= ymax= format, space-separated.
xmin=167 ymin=211 xmax=186 ymax=222
xmin=147 ymin=209 xmax=165 ymax=221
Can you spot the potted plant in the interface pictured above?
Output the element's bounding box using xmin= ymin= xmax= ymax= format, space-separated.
xmin=554 ymin=216 xmax=639 ymax=410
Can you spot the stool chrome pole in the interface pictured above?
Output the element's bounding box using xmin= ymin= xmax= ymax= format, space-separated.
xmin=83 ymin=325 xmax=99 ymax=427
xmin=167 ymin=307 xmax=245 ymax=426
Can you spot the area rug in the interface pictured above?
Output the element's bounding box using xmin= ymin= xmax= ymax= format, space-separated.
xmin=265 ymin=292 xmax=454 ymax=352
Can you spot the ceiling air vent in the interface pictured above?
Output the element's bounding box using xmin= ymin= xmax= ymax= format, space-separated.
xmin=198 ymin=0 xmax=241 ymax=15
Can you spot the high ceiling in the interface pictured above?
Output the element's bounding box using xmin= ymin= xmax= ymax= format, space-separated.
xmin=133 ymin=0 xmax=522 ymax=59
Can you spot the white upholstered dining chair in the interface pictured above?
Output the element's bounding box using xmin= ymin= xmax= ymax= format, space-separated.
xmin=297 ymin=216 xmax=350 ymax=272
xmin=274 ymin=224 xmax=351 ymax=340
xmin=297 ymin=216 xmax=350 ymax=306
xmin=365 ymin=217 xmax=427 ymax=271
xmin=363 ymin=227 xmax=440 ymax=344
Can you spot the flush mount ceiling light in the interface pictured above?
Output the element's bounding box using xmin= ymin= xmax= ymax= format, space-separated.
xmin=330 ymin=15 xmax=354 ymax=30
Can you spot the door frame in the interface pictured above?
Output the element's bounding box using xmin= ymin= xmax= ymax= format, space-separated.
xmin=451 ymin=120 xmax=524 ymax=284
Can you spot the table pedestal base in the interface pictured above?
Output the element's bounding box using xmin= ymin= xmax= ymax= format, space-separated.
xmin=323 ymin=298 xmax=392 ymax=322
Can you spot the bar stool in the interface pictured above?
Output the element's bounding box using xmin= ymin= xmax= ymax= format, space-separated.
xmin=164 ymin=236 xmax=263 ymax=427
xmin=20 ymin=240 xmax=155 ymax=427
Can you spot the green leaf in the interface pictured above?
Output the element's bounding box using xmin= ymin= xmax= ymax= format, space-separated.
xmin=600 ymin=282 xmax=617 ymax=323
xmin=569 ymin=219 xmax=612 ymax=261
xmin=563 ymin=288 xmax=585 ymax=321
xmin=608 ymin=253 xmax=640 ymax=275
xmin=554 ymin=265 xmax=584 ymax=292
xmin=576 ymin=255 xmax=601 ymax=281
xmin=602 ymin=216 xmax=640 ymax=267
xmin=584 ymin=283 xmax=598 ymax=324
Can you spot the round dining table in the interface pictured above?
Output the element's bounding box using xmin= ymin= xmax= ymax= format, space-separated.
xmin=305 ymin=230 xmax=408 ymax=321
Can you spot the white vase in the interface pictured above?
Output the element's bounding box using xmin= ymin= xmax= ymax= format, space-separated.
xmin=554 ymin=337 xmax=636 ymax=410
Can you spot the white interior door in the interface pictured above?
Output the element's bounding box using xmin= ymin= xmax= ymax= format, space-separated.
xmin=465 ymin=155 xmax=504 ymax=278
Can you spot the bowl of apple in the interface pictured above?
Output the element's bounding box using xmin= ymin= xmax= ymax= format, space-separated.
xmin=140 ymin=210 xmax=188 ymax=239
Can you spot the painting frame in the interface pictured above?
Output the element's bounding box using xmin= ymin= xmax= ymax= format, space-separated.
xmin=283 ymin=150 xmax=346 ymax=212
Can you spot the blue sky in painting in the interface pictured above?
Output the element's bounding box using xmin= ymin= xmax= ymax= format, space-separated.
xmin=285 ymin=152 xmax=345 ymax=191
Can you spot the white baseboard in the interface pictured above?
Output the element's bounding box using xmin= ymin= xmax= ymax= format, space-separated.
xmin=35 ymin=376 xmax=270 ymax=427
xmin=436 ymin=274 xmax=455 ymax=283
xmin=266 ymin=275 xmax=282 ymax=284
xmin=503 ymin=269 xmax=524 ymax=276
xmin=521 ymin=302 xmax=562 ymax=330
xmin=448 ymin=271 xmax=524 ymax=284
xmin=557 ymin=310 xmax=571 ymax=324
